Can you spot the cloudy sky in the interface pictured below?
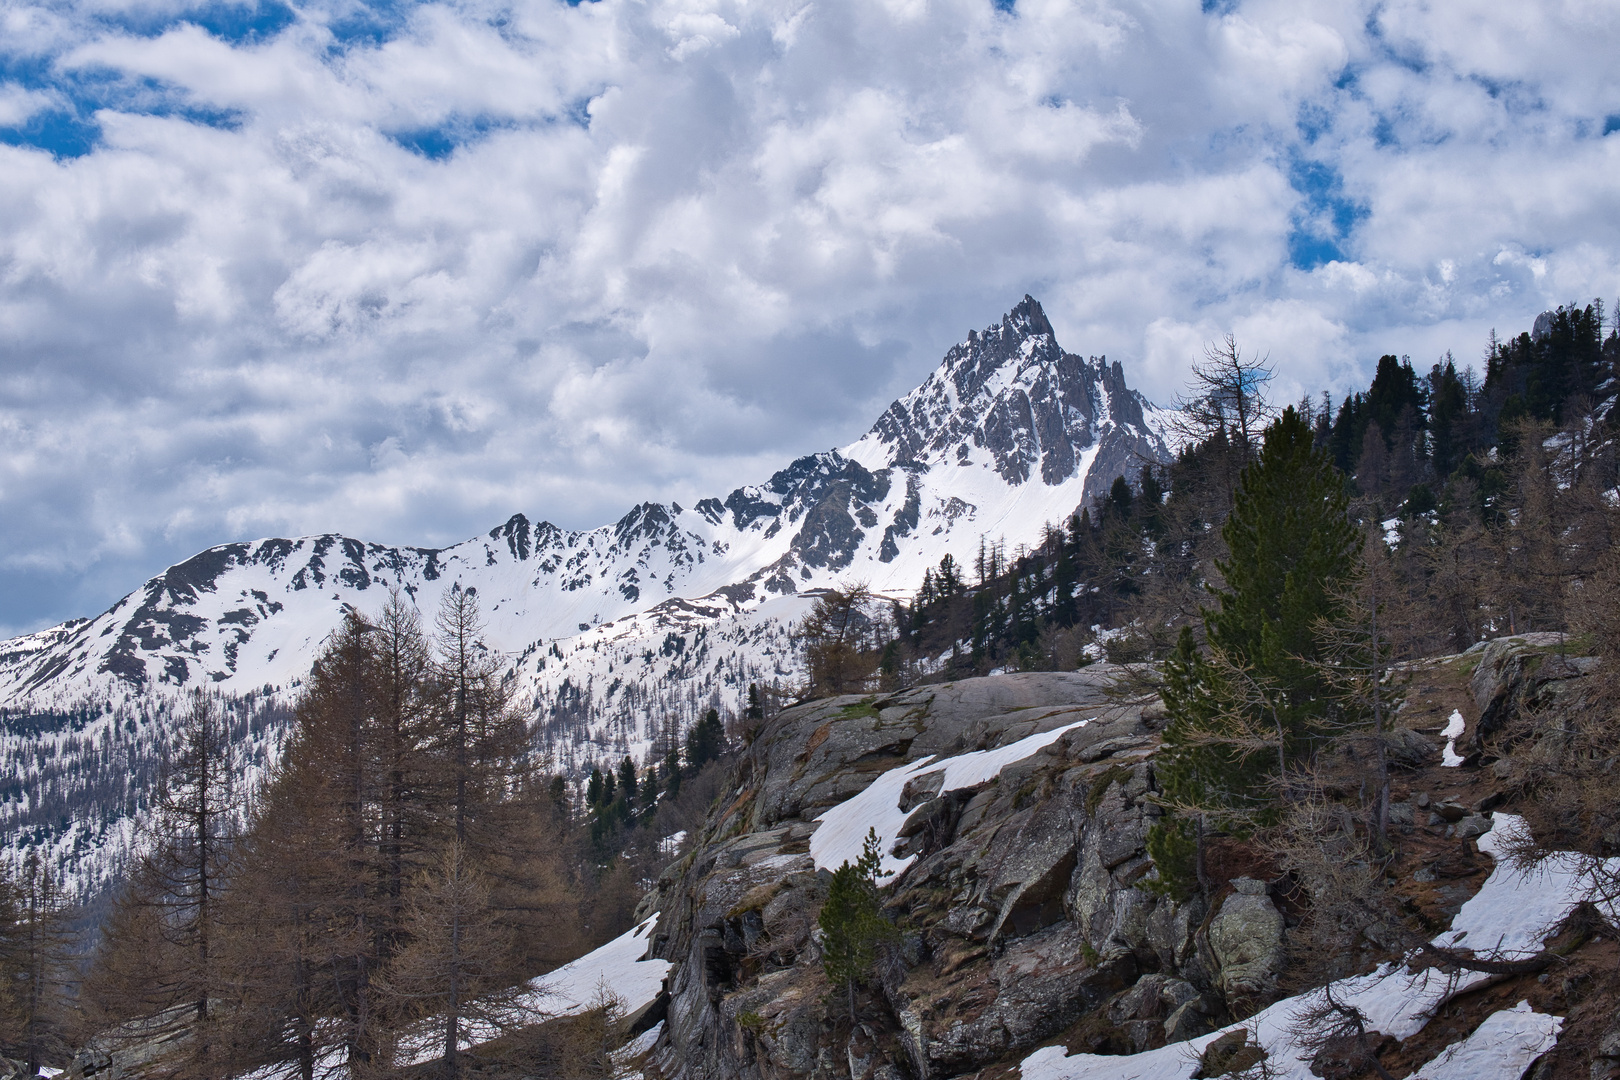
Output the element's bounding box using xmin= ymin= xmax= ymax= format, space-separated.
xmin=1 ymin=0 xmax=1618 ymax=635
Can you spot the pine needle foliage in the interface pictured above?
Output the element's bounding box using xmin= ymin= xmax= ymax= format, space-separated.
xmin=817 ymin=829 xmax=896 ymax=1025
xmin=1150 ymin=408 xmax=1360 ymax=898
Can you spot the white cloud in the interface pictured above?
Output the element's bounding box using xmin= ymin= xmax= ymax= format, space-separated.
xmin=1 ymin=0 xmax=1618 ymax=632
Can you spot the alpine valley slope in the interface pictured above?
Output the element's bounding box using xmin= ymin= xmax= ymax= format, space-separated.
xmin=0 ymin=297 xmax=1173 ymax=898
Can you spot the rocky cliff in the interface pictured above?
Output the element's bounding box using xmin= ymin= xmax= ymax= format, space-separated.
xmin=622 ymin=647 xmax=1615 ymax=1080
xmin=631 ymin=670 xmax=1256 ymax=1080
xmin=51 ymin=639 xmax=1620 ymax=1080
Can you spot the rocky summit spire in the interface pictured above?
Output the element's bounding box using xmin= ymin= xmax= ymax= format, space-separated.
xmin=1005 ymin=293 xmax=1055 ymax=339
xmin=860 ymin=296 xmax=1166 ymax=495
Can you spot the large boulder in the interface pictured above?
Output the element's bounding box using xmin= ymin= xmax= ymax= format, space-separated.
xmin=1467 ymin=633 xmax=1597 ymax=751
xmin=1206 ymin=878 xmax=1285 ymax=1008
xmin=67 ymin=1003 xmax=204 ymax=1080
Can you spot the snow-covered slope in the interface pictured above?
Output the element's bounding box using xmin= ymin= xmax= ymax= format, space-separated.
xmin=0 ymin=296 xmax=1173 ymax=896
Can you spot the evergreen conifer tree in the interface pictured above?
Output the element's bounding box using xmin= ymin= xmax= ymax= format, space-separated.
xmin=818 ymin=829 xmax=897 ymax=1025
xmin=1149 ymin=407 xmax=1360 ymax=897
xmin=685 ymin=708 xmax=724 ymax=769
xmin=663 ymin=749 xmax=682 ymax=802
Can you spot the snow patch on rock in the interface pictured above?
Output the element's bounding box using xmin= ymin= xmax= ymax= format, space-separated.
xmin=1020 ymin=814 xmax=1610 ymax=1080
xmin=811 ymin=717 xmax=1092 ymax=881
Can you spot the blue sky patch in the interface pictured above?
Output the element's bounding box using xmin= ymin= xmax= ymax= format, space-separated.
xmin=390 ymin=115 xmax=517 ymax=159
xmin=562 ymin=97 xmax=593 ymax=129
xmin=1469 ymin=74 xmax=1545 ymax=118
xmin=0 ymin=55 xmax=57 ymax=93
xmin=325 ymin=0 xmax=414 ymax=49
xmin=94 ymin=0 xmax=297 ymax=44
xmin=0 ymin=109 xmax=100 ymax=159
xmin=1286 ymin=155 xmax=1367 ymax=270
xmin=393 ymin=126 xmax=457 ymax=159
xmin=1373 ymin=113 xmax=1398 ymax=148
xmin=1362 ymin=13 xmax=1428 ymax=76
xmin=0 ymin=66 xmax=243 ymax=157
xmin=1201 ymin=0 xmax=1238 ymax=14
xmin=1605 ymin=115 xmax=1620 ymax=136
xmin=1296 ymin=101 xmax=1333 ymax=144
xmin=187 ymin=0 xmax=297 ymax=43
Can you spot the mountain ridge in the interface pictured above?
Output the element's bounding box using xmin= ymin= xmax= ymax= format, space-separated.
xmin=0 ymin=295 xmax=1174 ymax=898
xmin=0 ymin=296 xmax=1168 ymax=711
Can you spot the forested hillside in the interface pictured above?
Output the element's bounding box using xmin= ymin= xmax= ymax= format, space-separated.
xmin=806 ymin=301 xmax=1620 ymax=689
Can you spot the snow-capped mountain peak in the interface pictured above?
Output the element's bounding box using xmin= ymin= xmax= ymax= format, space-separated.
xmin=0 ymin=297 xmax=1174 ymax=899
xmin=850 ymin=296 xmax=1161 ymax=496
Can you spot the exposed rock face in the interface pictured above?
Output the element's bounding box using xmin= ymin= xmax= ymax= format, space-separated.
xmin=1206 ymin=879 xmax=1285 ymax=1006
xmin=66 ymin=1003 xmax=202 ymax=1079
xmin=638 ymin=671 xmax=1273 ymax=1080
xmin=864 ymin=296 xmax=1165 ymax=506
xmin=1592 ymin=1014 xmax=1620 ymax=1080
xmin=1467 ymin=633 xmax=1597 ymax=751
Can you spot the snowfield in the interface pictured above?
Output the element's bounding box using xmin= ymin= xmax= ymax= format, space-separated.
xmin=524 ymin=915 xmax=672 ymax=1019
xmin=1409 ymin=1001 xmax=1561 ymax=1080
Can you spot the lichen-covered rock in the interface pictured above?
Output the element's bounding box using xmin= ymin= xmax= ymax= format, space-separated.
xmin=1193 ymin=1027 xmax=1266 ymax=1078
xmin=1591 ymin=1014 xmax=1620 ymax=1080
xmin=1065 ymin=756 xmax=1158 ymax=965
xmin=1164 ymin=998 xmax=1214 ymax=1044
xmin=1206 ymin=879 xmax=1285 ymax=1007
xmin=1468 ymin=633 xmax=1596 ymax=751
xmin=916 ymin=921 xmax=1130 ymax=1073
xmin=747 ymin=671 xmax=1133 ymax=830
xmin=1104 ymin=973 xmax=1206 ymax=1053
xmin=67 ymin=1003 xmax=205 ymax=1080
xmin=1384 ymin=726 xmax=1440 ymax=769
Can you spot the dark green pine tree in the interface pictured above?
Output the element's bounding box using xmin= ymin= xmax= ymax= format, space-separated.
xmin=1107 ymin=475 xmax=1134 ymax=520
xmin=1148 ymin=407 xmax=1360 ymax=898
xmin=1328 ymin=393 xmax=1361 ymax=474
xmin=685 ymin=707 xmax=725 ymax=769
xmin=1138 ymin=465 xmax=1165 ymax=537
xmin=663 ymin=747 xmax=682 ymax=801
xmin=818 ymin=829 xmax=897 ymax=1025
xmin=1050 ymin=538 xmax=1079 ymax=629
xmin=1363 ymin=354 xmax=1426 ymax=442
xmin=617 ymin=757 xmax=637 ymax=803
xmin=1428 ymin=359 xmax=1468 ymax=479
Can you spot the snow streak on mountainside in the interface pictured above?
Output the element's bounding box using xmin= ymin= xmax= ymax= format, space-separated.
xmin=0 ymin=297 xmax=1173 ymax=897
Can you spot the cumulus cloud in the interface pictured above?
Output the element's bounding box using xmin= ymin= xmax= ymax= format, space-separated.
xmin=1 ymin=0 xmax=1619 ymax=633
